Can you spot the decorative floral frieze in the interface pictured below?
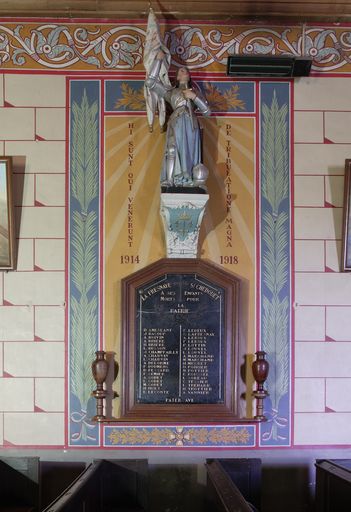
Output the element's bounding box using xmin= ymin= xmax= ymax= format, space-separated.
xmin=0 ymin=22 xmax=351 ymax=72
xmin=105 ymin=425 xmax=254 ymax=447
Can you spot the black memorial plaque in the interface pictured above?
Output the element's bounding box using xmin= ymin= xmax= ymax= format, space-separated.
xmin=136 ymin=273 xmax=225 ymax=404
xmin=120 ymin=259 xmax=241 ymax=423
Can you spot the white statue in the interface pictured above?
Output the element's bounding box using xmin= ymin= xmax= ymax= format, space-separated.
xmin=145 ymin=50 xmax=211 ymax=188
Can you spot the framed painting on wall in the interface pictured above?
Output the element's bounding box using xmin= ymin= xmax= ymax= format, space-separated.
xmin=0 ymin=157 xmax=15 ymax=269
xmin=342 ymin=159 xmax=351 ymax=271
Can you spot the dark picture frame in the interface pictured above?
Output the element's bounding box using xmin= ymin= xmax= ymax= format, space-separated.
xmin=341 ymin=159 xmax=351 ymax=272
xmin=0 ymin=157 xmax=15 ymax=269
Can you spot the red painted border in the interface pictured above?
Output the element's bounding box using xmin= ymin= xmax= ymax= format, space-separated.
xmin=64 ymin=76 xmax=71 ymax=448
xmin=290 ymin=80 xmax=295 ymax=446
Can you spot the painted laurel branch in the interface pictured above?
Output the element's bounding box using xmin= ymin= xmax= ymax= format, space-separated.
xmin=0 ymin=24 xmax=350 ymax=70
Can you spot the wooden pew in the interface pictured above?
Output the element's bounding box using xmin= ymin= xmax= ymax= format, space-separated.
xmin=205 ymin=459 xmax=261 ymax=512
xmin=39 ymin=461 xmax=86 ymax=510
xmin=315 ymin=459 xmax=351 ymax=512
xmin=0 ymin=458 xmax=39 ymax=512
xmin=42 ymin=459 xmax=148 ymax=512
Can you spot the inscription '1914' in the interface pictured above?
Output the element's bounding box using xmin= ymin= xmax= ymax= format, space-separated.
xmin=120 ymin=255 xmax=140 ymax=264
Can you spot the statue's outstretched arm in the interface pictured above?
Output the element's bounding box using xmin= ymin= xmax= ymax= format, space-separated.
xmin=145 ymin=57 xmax=170 ymax=98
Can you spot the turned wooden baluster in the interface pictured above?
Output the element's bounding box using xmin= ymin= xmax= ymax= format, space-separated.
xmin=92 ymin=350 xmax=109 ymax=422
xmin=252 ymin=350 xmax=269 ymax=421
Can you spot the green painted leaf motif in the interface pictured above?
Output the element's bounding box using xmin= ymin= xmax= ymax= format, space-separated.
xmin=94 ymin=41 xmax=102 ymax=54
xmin=70 ymin=88 xmax=99 ymax=412
xmin=31 ymin=30 xmax=46 ymax=52
xmin=12 ymin=48 xmax=26 ymax=65
xmin=85 ymin=56 xmax=101 ymax=68
xmin=120 ymin=37 xmax=141 ymax=53
xmin=13 ymin=25 xmax=23 ymax=38
xmin=71 ymin=91 xmax=99 ymax=214
xmin=261 ymin=92 xmax=289 ymax=215
xmin=47 ymin=44 xmax=74 ymax=59
xmin=71 ymin=295 xmax=97 ymax=406
xmin=262 ymin=211 xmax=289 ymax=295
xmin=0 ymin=34 xmax=9 ymax=50
xmin=263 ymin=295 xmax=289 ymax=407
xmin=261 ymin=90 xmax=290 ymax=420
xmin=71 ymin=211 xmax=98 ymax=295
xmin=47 ymin=26 xmax=69 ymax=48
xmin=119 ymin=50 xmax=135 ymax=68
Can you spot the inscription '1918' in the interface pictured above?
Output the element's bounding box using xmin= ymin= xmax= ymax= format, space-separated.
xmin=220 ymin=256 xmax=238 ymax=265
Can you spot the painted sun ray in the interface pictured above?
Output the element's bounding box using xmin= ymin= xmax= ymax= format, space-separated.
xmin=105 ymin=118 xmax=145 ymax=155
xmin=106 ymin=134 xmax=164 ymax=258
xmin=106 ymin=123 xmax=161 ymax=199
xmin=105 ymin=121 xmax=148 ymax=193
xmin=205 ymin=148 xmax=253 ymax=263
xmin=230 ymin=202 xmax=254 ymax=263
xmin=202 ymin=213 xmax=221 ymax=261
xmin=204 ymin=118 xmax=253 ymax=159
xmin=136 ymin=177 xmax=164 ymax=265
xmin=205 ymin=147 xmax=252 ymax=214
xmin=204 ymin=149 xmax=240 ymax=255
xmin=205 ymin=150 xmax=227 ymax=197
xmin=105 ymin=118 xmax=130 ymax=140
xmin=232 ymin=122 xmax=255 ymax=140
xmin=205 ymin=125 xmax=254 ymax=196
xmin=232 ymin=162 xmax=254 ymax=198
xmin=209 ymin=149 xmax=254 ymax=206
xmin=205 ymin=150 xmax=227 ymax=204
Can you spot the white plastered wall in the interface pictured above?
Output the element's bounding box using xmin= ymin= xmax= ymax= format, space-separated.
xmin=294 ymin=77 xmax=351 ymax=445
xmin=0 ymin=74 xmax=66 ymax=446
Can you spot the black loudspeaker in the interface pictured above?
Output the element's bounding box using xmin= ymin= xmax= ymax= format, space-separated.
xmin=227 ymin=55 xmax=312 ymax=77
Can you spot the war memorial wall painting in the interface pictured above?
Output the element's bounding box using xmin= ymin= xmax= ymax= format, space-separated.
xmin=67 ymin=14 xmax=292 ymax=445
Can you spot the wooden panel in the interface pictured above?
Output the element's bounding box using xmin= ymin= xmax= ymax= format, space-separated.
xmin=119 ymin=258 xmax=248 ymax=424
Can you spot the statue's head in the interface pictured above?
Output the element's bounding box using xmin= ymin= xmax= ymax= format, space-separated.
xmin=176 ymin=67 xmax=190 ymax=85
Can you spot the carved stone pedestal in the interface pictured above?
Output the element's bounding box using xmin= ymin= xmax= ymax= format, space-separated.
xmin=160 ymin=193 xmax=209 ymax=258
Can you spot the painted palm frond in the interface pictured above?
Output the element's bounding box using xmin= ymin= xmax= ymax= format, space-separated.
xmin=261 ymin=91 xmax=289 ymax=215
xmin=71 ymin=90 xmax=99 ymax=214
xmin=274 ymin=297 xmax=290 ymax=398
xmin=70 ymin=87 xmax=100 ymax=419
xmin=260 ymin=88 xmax=290 ymax=438
xmin=262 ymin=210 xmax=289 ymax=295
xmin=70 ymin=294 xmax=97 ymax=406
xmin=263 ymin=295 xmax=289 ymax=409
xmin=71 ymin=210 xmax=98 ymax=295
